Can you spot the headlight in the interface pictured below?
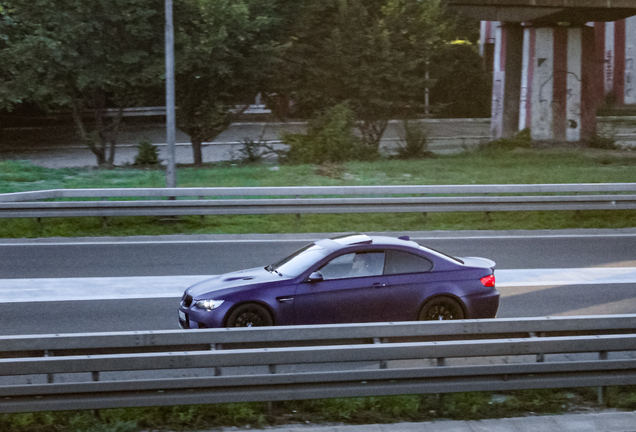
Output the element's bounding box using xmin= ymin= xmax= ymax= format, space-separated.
xmin=194 ymin=299 xmax=225 ymax=310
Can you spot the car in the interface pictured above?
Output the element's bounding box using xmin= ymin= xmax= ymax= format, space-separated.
xmin=178 ymin=233 xmax=499 ymax=329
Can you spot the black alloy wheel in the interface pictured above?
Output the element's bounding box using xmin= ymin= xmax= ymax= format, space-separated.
xmin=418 ymin=297 xmax=465 ymax=321
xmin=226 ymin=303 xmax=274 ymax=327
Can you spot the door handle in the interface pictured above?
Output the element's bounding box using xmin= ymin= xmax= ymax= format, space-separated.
xmin=372 ymin=283 xmax=386 ymax=288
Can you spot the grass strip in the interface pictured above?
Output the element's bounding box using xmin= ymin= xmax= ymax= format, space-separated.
xmin=1 ymin=146 xmax=635 ymax=238
xmin=2 ymin=387 xmax=636 ymax=432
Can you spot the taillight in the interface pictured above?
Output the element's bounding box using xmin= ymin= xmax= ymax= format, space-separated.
xmin=480 ymin=274 xmax=495 ymax=287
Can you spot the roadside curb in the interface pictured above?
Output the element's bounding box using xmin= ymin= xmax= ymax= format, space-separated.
xmin=210 ymin=411 xmax=636 ymax=432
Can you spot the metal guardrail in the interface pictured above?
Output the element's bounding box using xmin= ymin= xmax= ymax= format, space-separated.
xmin=1 ymin=184 xmax=635 ymax=218
xmin=2 ymin=315 xmax=636 ymax=413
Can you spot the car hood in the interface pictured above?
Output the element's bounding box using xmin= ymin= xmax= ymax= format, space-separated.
xmin=186 ymin=266 xmax=290 ymax=299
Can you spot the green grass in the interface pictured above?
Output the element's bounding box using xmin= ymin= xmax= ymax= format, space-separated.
xmin=1 ymin=146 xmax=635 ymax=238
xmin=0 ymin=387 xmax=630 ymax=432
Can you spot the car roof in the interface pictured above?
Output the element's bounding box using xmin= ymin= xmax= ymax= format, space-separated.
xmin=315 ymin=233 xmax=421 ymax=252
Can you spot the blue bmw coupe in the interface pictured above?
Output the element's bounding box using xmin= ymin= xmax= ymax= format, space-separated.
xmin=178 ymin=234 xmax=499 ymax=328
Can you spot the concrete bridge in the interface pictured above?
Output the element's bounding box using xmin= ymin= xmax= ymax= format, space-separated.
xmin=449 ymin=0 xmax=636 ymax=142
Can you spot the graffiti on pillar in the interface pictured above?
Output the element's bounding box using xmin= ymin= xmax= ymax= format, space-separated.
xmin=626 ymin=56 xmax=635 ymax=104
xmin=566 ymin=72 xmax=582 ymax=141
xmin=605 ymin=49 xmax=614 ymax=95
xmin=491 ymin=74 xmax=504 ymax=138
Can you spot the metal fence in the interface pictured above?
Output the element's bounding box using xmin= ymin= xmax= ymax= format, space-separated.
xmin=1 ymin=183 xmax=635 ymax=218
xmin=2 ymin=315 xmax=636 ymax=413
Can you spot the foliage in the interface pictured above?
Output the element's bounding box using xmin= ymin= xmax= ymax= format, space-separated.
xmin=230 ymin=138 xmax=273 ymax=164
xmin=273 ymin=0 xmax=454 ymax=151
xmin=173 ymin=0 xmax=286 ymax=166
xmin=282 ymin=103 xmax=363 ymax=164
xmin=586 ymin=133 xmax=618 ymax=150
xmin=132 ymin=138 xmax=160 ymax=166
xmin=394 ymin=119 xmax=434 ymax=159
xmin=479 ymin=128 xmax=532 ymax=153
xmin=0 ymin=0 xmax=164 ymax=167
xmin=0 ymin=388 xmax=624 ymax=431
xmin=429 ymin=43 xmax=492 ymax=118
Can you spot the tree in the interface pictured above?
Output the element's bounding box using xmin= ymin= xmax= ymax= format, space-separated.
xmin=272 ymin=0 xmax=453 ymax=157
xmin=173 ymin=0 xmax=285 ymax=166
xmin=0 ymin=0 xmax=164 ymax=168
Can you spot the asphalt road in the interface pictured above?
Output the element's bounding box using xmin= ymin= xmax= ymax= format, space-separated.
xmin=1 ymin=230 xmax=635 ymax=278
xmin=2 ymin=230 xmax=636 ymax=335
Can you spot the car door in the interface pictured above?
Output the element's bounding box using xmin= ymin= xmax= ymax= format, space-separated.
xmin=294 ymin=251 xmax=389 ymax=325
xmin=377 ymin=249 xmax=436 ymax=321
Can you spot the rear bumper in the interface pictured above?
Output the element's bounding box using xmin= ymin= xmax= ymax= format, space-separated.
xmin=462 ymin=288 xmax=500 ymax=319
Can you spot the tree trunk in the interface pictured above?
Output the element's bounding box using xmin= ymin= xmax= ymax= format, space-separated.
xmin=71 ymin=104 xmax=106 ymax=166
xmin=357 ymin=119 xmax=388 ymax=155
xmin=192 ymin=136 xmax=203 ymax=166
xmin=106 ymin=109 xmax=123 ymax=169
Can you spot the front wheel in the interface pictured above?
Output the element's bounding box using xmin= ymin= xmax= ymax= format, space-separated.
xmin=225 ymin=303 xmax=274 ymax=327
xmin=418 ymin=297 xmax=465 ymax=321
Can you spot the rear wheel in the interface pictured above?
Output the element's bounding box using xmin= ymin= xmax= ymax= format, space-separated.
xmin=225 ymin=303 xmax=273 ymax=327
xmin=418 ymin=297 xmax=465 ymax=321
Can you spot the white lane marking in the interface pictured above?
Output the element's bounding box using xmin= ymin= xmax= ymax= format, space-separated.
xmin=1 ymin=232 xmax=636 ymax=246
xmin=2 ymin=268 xmax=636 ymax=303
xmin=0 ymin=276 xmax=211 ymax=303
xmin=496 ymin=268 xmax=636 ymax=287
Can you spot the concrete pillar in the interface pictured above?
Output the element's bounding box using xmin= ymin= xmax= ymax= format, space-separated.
xmin=502 ymin=23 xmax=524 ymax=139
xmin=491 ymin=22 xmax=524 ymax=139
xmin=526 ymin=25 xmax=600 ymax=142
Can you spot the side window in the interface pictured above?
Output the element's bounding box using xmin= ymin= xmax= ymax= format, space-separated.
xmin=319 ymin=252 xmax=386 ymax=280
xmin=384 ymin=250 xmax=433 ymax=275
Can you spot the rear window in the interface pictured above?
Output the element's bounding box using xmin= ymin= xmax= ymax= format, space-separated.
xmin=385 ymin=250 xmax=433 ymax=275
xmin=419 ymin=245 xmax=464 ymax=264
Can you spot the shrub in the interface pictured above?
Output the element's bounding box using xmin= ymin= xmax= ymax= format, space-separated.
xmin=479 ymin=128 xmax=531 ymax=153
xmin=229 ymin=138 xmax=270 ymax=165
xmin=394 ymin=120 xmax=435 ymax=159
xmin=282 ymin=103 xmax=362 ymax=164
xmin=586 ymin=133 xmax=618 ymax=150
xmin=133 ymin=138 xmax=160 ymax=166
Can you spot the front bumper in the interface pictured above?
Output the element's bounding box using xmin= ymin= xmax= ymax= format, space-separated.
xmin=178 ymin=301 xmax=233 ymax=329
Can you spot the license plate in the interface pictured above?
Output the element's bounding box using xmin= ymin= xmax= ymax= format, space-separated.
xmin=179 ymin=310 xmax=186 ymax=321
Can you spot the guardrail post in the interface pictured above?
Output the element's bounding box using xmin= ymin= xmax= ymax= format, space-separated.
xmin=374 ymin=338 xmax=388 ymax=369
xmin=199 ymin=196 xmax=205 ymax=223
xmin=295 ymin=195 xmax=301 ymax=220
xmin=36 ymin=217 xmax=43 ymax=233
xmin=435 ymin=357 xmax=446 ymax=404
xmin=101 ymin=198 xmax=108 ymax=229
xmin=268 ymin=364 xmax=277 ymax=417
xmin=44 ymin=350 xmax=54 ymax=383
xmin=210 ymin=343 xmax=222 ymax=376
xmin=529 ymin=332 xmax=545 ymax=362
xmin=92 ymin=371 xmax=101 ymax=419
xmin=598 ymin=351 xmax=608 ymax=406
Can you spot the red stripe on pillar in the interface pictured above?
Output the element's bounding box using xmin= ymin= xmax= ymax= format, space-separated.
xmin=594 ymin=22 xmax=606 ymax=99
xmin=553 ymin=27 xmax=568 ymax=141
xmin=581 ymin=26 xmax=598 ymax=141
xmin=485 ymin=21 xmax=493 ymax=42
xmin=614 ymin=19 xmax=626 ymax=106
xmin=526 ymin=28 xmax=536 ymax=129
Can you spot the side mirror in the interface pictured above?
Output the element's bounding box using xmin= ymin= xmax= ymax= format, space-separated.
xmin=307 ymin=271 xmax=324 ymax=282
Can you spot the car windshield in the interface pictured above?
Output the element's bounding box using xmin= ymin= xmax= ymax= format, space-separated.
xmin=270 ymin=244 xmax=328 ymax=277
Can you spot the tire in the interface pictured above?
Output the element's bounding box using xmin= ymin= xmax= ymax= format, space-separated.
xmin=225 ymin=303 xmax=274 ymax=327
xmin=418 ymin=297 xmax=465 ymax=321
